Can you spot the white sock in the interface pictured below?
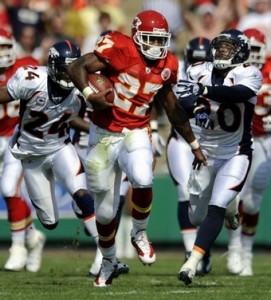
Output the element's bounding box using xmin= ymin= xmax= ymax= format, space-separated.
xmin=242 ymin=234 xmax=253 ymax=253
xmin=84 ymin=215 xmax=98 ymax=238
xmin=132 ymin=216 xmax=149 ymax=232
xmin=11 ymin=230 xmax=26 ymax=245
xmin=183 ymin=249 xmax=203 ymax=271
xmin=99 ymin=244 xmax=116 ymax=262
xmin=181 ymin=229 xmax=197 ymax=253
xmin=228 ymin=226 xmax=242 ymax=251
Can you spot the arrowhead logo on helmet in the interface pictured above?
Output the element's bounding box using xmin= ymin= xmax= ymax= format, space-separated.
xmin=131 ymin=10 xmax=171 ymax=61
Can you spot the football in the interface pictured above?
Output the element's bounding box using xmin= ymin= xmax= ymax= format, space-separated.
xmin=87 ymin=73 xmax=115 ymax=103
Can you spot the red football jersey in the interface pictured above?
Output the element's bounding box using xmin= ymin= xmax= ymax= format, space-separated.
xmin=0 ymin=56 xmax=39 ymax=136
xmin=93 ymin=31 xmax=178 ymax=132
xmin=253 ymin=57 xmax=271 ymax=136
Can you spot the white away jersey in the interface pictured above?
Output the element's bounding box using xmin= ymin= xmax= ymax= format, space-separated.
xmin=187 ymin=62 xmax=262 ymax=159
xmin=7 ymin=66 xmax=84 ymax=157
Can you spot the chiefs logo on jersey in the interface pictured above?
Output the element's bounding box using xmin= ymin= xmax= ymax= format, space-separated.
xmin=161 ymin=68 xmax=171 ymax=81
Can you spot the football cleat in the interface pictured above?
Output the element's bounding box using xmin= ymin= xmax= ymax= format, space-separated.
xmin=227 ymin=249 xmax=242 ymax=275
xmin=26 ymin=230 xmax=46 ymax=272
xmin=89 ymin=258 xmax=129 ymax=277
xmin=178 ymin=267 xmax=195 ymax=285
xmin=93 ymin=258 xmax=118 ymax=287
xmin=224 ymin=213 xmax=240 ymax=230
xmin=131 ymin=229 xmax=156 ymax=265
xmin=4 ymin=243 xmax=27 ymax=271
xmin=115 ymin=260 xmax=129 ymax=276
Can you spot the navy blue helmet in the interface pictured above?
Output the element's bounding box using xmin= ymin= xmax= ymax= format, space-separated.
xmin=48 ymin=40 xmax=81 ymax=89
xmin=184 ymin=36 xmax=212 ymax=68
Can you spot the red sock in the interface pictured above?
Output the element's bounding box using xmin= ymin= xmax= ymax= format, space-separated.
xmin=5 ymin=197 xmax=32 ymax=231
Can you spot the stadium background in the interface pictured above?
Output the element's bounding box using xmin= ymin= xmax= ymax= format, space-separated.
xmin=1 ymin=0 xmax=271 ymax=248
xmin=1 ymin=174 xmax=271 ymax=247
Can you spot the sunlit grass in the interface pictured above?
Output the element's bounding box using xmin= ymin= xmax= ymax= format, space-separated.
xmin=0 ymin=247 xmax=270 ymax=300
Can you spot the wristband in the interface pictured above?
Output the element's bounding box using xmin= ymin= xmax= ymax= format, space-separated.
xmin=190 ymin=139 xmax=200 ymax=150
xmin=82 ymin=86 xmax=94 ymax=99
xmin=150 ymin=120 xmax=158 ymax=131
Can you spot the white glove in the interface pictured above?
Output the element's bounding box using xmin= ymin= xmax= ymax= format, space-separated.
xmin=176 ymin=80 xmax=206 ymax=98
xmin=262 ymin=115 xmax=271 ymax=132
xmin=152 ymin=131 xmax=166 ymax=157
xmin=150 ymin=120 xmax=166 ymax=157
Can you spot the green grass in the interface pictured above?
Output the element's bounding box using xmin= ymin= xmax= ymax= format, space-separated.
xmin=0 ymin=247 xmax=270 ymax=300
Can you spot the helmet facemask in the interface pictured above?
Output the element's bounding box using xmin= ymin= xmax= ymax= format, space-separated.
xmin=212 ymin=40 xmax=238 ymax=70
xmin=0 ymin=30 xmax=16 ymax=68
xmin=248 ymin=43 xmax=266 ymax=69
xmin=211 ymin=30 xmax=250 ymax=70
xmin=0 ymin=45 xmax=16 ymax=68
xmin=47 ymin=40 xmax=80 ymax=90
xmin=132 ymin=10 xmax=171 ymax=61
xmin=48 ymin=57 xmax=77 ymax=90
xmin=133 ymin=30 xmax=171 ymax=60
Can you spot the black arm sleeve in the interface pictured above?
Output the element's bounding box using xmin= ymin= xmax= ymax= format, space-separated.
xmin=205 ymin=84 xmax=256 ymax=104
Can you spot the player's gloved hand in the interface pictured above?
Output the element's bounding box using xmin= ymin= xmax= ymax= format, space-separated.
xmin=176 ymin=80 xmax=206 ymax=98
xmin=262 ymin=115 xmax=271 ymax=132
xmin=194 ymin=106 xmax=212 ymax=129
xmin=150 ymin=120 xmax=166 ymax=157
xmin=152 ymin=131 xmax=166 ymax=157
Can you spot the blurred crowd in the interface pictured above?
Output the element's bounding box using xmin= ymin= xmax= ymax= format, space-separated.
xmin=1 ymin=0 xmax=271 ymax=66
xmin=0 ymin=0 xmax=268 ymax=57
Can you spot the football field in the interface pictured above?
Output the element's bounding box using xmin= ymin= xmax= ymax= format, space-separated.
xmin=0 ymin=247 xmax=270 ymax=300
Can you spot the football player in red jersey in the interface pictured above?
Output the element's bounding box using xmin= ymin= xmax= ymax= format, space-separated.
xmin=67 ymin=10 xmax=207 ymax=287
xmin=0 ymin=28 xmax=46 ymax=272
xmin=226 ymin=28 xmax=271 ymax=276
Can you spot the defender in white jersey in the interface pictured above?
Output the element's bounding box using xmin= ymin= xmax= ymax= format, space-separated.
xmin=226 ymin=28 xmax=271 ymax=276
xmin=0 ymin=40 xmax=101 ymax=268
xmin=176 ymin=29 xmax=262 ymax=285
xmin=167 ymin=37 xmax=212 ymax=274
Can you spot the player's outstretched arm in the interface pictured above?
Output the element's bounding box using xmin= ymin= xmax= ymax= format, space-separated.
xmin=0 ymin=86 xmax=13 ymax=103
xmin=157 ymin=85 xmax=207 ymax=166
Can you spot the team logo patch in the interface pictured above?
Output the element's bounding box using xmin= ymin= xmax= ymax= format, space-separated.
xmin=36 ymin=97 xmax=46 ymax=106
xmin=145 ymin=67 xmax=151 ymax=74
xmin=161 ymin=68 xmax=171 ymax=81
xmin=49 ymin=47 xmax=59 ymax=58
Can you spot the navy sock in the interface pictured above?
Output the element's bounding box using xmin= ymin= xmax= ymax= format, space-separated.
xmin=195 ymin=205 xmax=226 ymax=251
xmin=75 ymin=193 xmax=95 ymax=218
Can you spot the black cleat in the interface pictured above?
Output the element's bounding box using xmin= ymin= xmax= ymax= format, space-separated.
xmin=178 ymin=268 xmax=194 ymax=285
